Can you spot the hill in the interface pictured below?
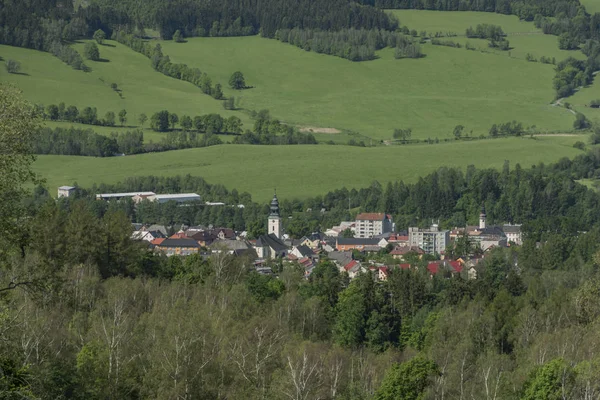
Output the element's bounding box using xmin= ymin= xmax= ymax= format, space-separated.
xmin=0 ymin=42 xmax=252 ymax=132
xmin=34 ymin=136 xmax=585 ymax=202
xmin=160 ymin=35 xmax=574 ymax=141
xmin=581 ymin=0 xmax=600 ymax=14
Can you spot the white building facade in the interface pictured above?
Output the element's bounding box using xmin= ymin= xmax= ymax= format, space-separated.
xmin=408 ymin=224 xmax=450 ymax=255
xmin=355 ymin=213 xmax=393 ymax=238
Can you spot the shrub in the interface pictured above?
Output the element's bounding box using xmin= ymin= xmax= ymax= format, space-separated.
xmin=5 ymin=59 xmax=21 ymax=74
xmin=84 ymin=42 xmax=100 ymax=61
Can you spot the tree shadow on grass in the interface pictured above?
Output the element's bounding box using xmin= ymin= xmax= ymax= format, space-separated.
xmin=11 ymin=72 xmax=30 ymax=76
xmin=95 ymin=58 xmax=110 ymax=63
xmin=101 ymin=43 xmax=116 ymax=47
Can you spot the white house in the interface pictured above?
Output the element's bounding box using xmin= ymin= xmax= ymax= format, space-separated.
xmin=355 ymin=213 xmax=393 ymax=238
xmin=58 ymin=186 xmax=76 ymax=198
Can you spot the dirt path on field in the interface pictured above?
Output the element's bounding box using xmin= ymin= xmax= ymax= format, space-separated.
xmin=552 ymin=97 xmax=577 ymax=115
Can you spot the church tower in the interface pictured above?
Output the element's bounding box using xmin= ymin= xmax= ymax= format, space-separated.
xmin=479 ymin=202 xmax=487 ymax=230
xmin=268 ymin=192 xmax=282 ymax=239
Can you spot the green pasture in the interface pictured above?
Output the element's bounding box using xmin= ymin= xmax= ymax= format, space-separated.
xmin=0 ymin=42 xmax=252 ymax=131
xmin=389 ymin=10 xmax=539 ymax=35
xmin=34 ymin=135 xmax=585 ymax=202
xmin=568 ymin=74 xmax=600 ymax=124
xmin=160 ymin=35 xmax=574 ymax=140
xmin=452 ymin=35 xmax=585 ymax=62
xmin=581 ymin=0 xmax=600 ymax=15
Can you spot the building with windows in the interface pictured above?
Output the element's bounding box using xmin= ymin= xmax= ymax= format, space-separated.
xmin=58 ymin=186 xmax=76 ymax=198
xmin=408 ymin=224 xmax=450 ymax=255
xmin=354 ymin=213 xmax=393 ymax=238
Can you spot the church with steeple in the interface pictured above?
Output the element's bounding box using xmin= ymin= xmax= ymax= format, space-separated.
xmin=268 ymin=192 xmax=282 ymax=239
xmin=255 ymin=192 xmax=288 ymax=259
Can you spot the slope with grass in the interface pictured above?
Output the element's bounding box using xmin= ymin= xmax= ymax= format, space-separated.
xmin=390 ymin=10 xmax=539 ymax=35
xmin=34 ymin=136 xmax=585 ymax=202
xmin=0 ymin=42 xmax=251 ymax=130
xmin=581 ymin=0 xmax=600 ymax=15
xmin=161 ymin=35 xmax=574 ymax=141
xmin=391 ymin=10 xmax=585 ymax=62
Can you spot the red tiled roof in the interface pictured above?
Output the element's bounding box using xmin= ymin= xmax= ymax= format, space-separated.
xmin=356 ymin=213 xmax=386 ymax=221
xmin=399 ymin=263 xmax=411 ymax=270
xmin=427 ymin=262 xmax=440 ymax=275
xmin=288 ymin=254 xmax=298 ymax=260
xmin=379 ymin=266 xmax=389 ymax=276
xmin=151 ymin=238 xmax=165 ymax=245
xmin=170 ymin=232 xmax=187 ymax=239
xmin=344 ymin=260 xmax=358 ymax=271
xmin=299 ymin=257 xmax=313 ymax=267
xmin=449 ymin=260 xmax=463 ymax=273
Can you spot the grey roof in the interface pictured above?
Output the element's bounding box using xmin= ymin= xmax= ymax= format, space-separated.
xmin=336 ymin=238 xmax=380 ymax=246
xmin=158 ymin=238 xmax=201 ymax=248
xmin=480 ymin=226 xmax=506 ymax=238
xmin=363 ymin=245 xmax=382 ymax=252
xmin=210 ymin=239 xmax=250 ymax=251
xmin=327 ymin=251 xmax=353 ymax=266
xmin=295 ymin=245 xmax=314 ymax=258
xmin=502 ymin=224 xmax=521 ymax=233
xmin=284 ymin=238 xmax=304 ymax=247
xmin=146 ymin=225 xmax=168 ymax=236
xmin=374 ymin=232 xmax=393 ymax=240
xmin=256 ymin=234 xmax=288 ymax=252
xmin=147 ymin=230 xmax=166 ymax=238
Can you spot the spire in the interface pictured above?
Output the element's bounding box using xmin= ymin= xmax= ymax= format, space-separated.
xmin=269 ymin=192 xmax=280 ymax=217
xmin=479 ymin=202 xmax=486 ymax=230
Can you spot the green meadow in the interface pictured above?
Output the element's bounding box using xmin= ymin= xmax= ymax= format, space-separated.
xmin=389 ymin=10 xmax=539 ymax=35
xmin=161 ymin=35 xmax=573 ymax=140
xmin=582 ymin=0 xmax=600 ymax=15
xmin=0 ymin=42 xmax=252 ymax=131
xmin=34 ymin=136 xmax=585 ymax=202
xmin=0 ymin=9 xmax=580 ymax=142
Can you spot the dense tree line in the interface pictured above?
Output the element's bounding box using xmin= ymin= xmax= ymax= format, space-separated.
xmin=90 ymin=0 xmax=397 ymax=40
xmin=0 ymin=1 xmax=128 ymax=69
xmin=276 ymin=28 xmax=423 ymax=61
xmin=34 ymin=126 xmax=226 ymax=157
xmin=553 ymin=56 xmax=595 ymax=98
xmin=232 ymin=109 xmax=317 ymax=144
xmin=34 ymin=126 xmax=120 ymax=157
xmin=149 ymin=110 xmax=242 ymax=135
xmin=40 ymin=102 xmax=130 ymax=127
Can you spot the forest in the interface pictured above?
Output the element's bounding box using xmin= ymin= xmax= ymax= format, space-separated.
xmin=3 ymin=84 xmax=600 ymax=399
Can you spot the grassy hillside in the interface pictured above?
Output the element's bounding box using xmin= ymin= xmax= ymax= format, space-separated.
xmin=390 ymin=10 xmax=539 ymax=35
xmin=0 ymin=42 xmax=252 ymax=130
xmin=161 ymin=35 xmax=574 ymax=141
xmin=581 ymin=0 xmax=600 ymax=14
xmin=391 ymin=10 xmax=585 ymax=62
xmin=34 ymin=135 xmax=585 ymax=202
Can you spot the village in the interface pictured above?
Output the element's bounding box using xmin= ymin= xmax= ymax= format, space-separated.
xmin=59 ymin=186 xmax=522 ymax=282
